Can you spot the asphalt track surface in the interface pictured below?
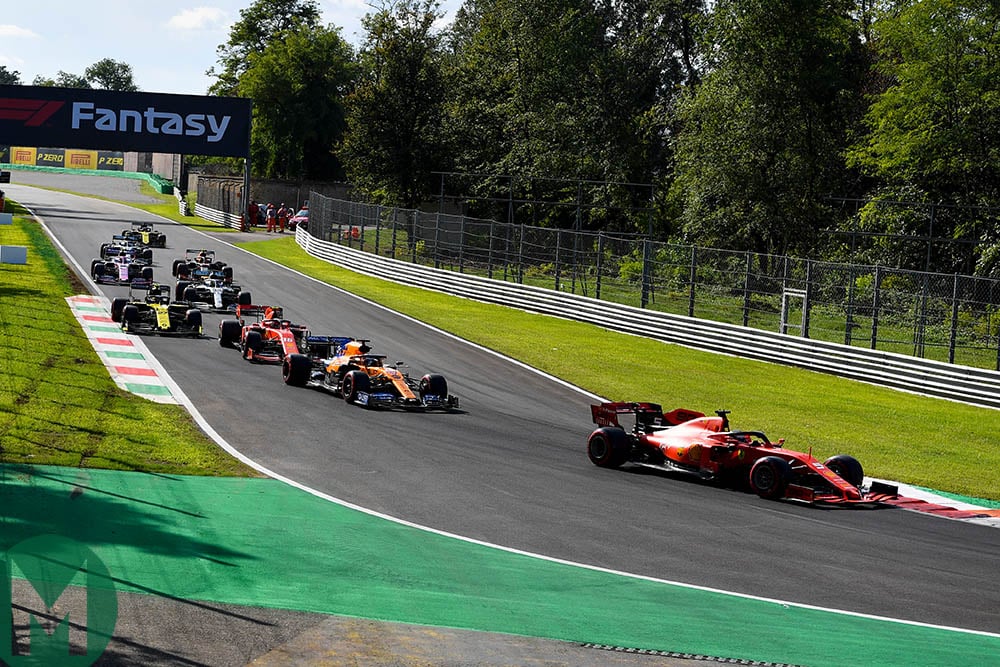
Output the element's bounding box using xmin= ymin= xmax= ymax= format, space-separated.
xmin=6 ymin=174 xmax=1000 ymax=658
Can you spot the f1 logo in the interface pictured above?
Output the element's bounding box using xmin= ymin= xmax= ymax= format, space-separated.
xmin=0 ymin=99 xmax=64 ymax=127
xmin=1 ymin=535 xmax=117 ymax=666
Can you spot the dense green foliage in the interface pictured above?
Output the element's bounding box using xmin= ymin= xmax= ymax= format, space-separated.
xmin=195 ymin=0 xmax=1000 ymax=276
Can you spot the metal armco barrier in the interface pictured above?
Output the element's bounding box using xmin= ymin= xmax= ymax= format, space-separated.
xmin=293 ymin=227 xmax=1000 ymax=410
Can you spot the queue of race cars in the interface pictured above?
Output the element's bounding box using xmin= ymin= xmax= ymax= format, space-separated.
xmin=92 ymin=220 xmax=896 ymax=505
xmin=92 ymin=222 xmax=460 ymax=412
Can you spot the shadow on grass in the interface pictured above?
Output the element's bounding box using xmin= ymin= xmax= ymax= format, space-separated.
xmin=0 ymin=464 xmax=251 ymax=567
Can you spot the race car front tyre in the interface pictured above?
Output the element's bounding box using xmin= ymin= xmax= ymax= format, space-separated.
xmin=749 ymin=456 xmax=792 ymax=500
xmin=282 ymin=353 xmax=312 ymax=386
xmin=121 ymin=305 xmax=140 ymax=331
xmin=141 ymin=266 xmax=154 ymax=281
xmin=175 ymin=280 xmax=191 ymax=302
xmin=243 ymin=330 xmax=263 ymax=360
xmin=587 ymin=427 xmax=630 ymax=468
xmin=418 ymin=374 xmax=448 ymax=401
xmin=823 ymin=454 xmax=864 ymax=488
xmin=238 ymin=291 xmax=252 ymax=306
xmin=219 ymin=319 xmax=242 ymax=348
xmin=341 ymin=370 xmax=370 ymax=405
xmin=110 ymin=297 xmax=128 ymax=323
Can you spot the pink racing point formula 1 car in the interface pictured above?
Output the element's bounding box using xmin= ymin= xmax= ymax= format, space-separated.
xmin=587 ymin=402 xmax=898 ymax=506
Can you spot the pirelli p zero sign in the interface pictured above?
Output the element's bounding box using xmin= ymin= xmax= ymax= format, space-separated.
xmin=0 ymin=85 xmax=252 ymax=158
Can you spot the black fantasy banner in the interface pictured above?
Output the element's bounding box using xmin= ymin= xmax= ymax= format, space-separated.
xmin=0 ymin=85 xmax=252 ymax=158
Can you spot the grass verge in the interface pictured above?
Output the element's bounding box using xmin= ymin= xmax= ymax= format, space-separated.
xmin=240 ymin=236 xmax=1000 ymax=501
xmin=0 ymin=199 xmax=257 ymax=476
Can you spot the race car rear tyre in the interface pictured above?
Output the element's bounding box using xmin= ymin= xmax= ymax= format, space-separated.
xmin=141 ymin=249 xmax=153 ymax=262
xmin=185 ymin=309 xmax=202 ymax=332
xmin=243 ymin=331 xmax=263 ymax=360
xmin=223 ymin=266 xmax=234 ymax=282
xmin=100 ymin=243 xmax=110 ymax=258
xmin=110 ymin=297 xmax=128 ymax=323
xmin=91 ymin=260 xmax=104 ymax=278
xmin=183 ymin=286 xmax=198 ymax=303
xmin=219 ymin=319 xmax=242 ymax=348
xmin=587 ymin=427 xmax=630 ymax=468
xmin=749 ymin=456 xmax=792 ymax=500
xmin=175 ymin=280 xmax=191 ymax=302
xmin=823 ymin=454 xmax=864 ymax=488
xmin=238 ymin=291 xmax=252 ymax=306
xmin=141 ymin=266 xmax=154 ymax=281
xmin=341 ymin=370 xmax=370 ymax=404
xmin=418 ymin=374 xmax=448 ymax=400
xmin=282 ymin=353 xmax=312 ymax=386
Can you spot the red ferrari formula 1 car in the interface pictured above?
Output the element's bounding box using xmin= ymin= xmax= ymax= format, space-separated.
xmin=218 ymin=303 xmax=309 ymax=363
xmin=587 ymin=402 xmax=898 ymax=506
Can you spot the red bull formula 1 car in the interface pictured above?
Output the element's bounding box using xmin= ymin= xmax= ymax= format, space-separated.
xmin=587 ymin=402 xmax=897 ymax=505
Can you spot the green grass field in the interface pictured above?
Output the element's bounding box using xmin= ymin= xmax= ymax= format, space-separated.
xmin=2 ymin=188 xmax=999 ymax=500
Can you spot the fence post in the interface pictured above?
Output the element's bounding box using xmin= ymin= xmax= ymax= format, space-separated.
xmin=742 ymin=251 xmax=752 ymax=327
xmin=433 ymin=211 xmax=442 ymax=269
xmin=803 ymin=259 xmax=812 ymax=338
xmin=374 ymin=205 xmax=382 ymax=256
xmin=845 ymin=264 xmax=856 ymax=346
xmin=871 ymin=266 xmax=882 ymax=350
xmin=596 ymin=233 xmax=604 ymax=301
xmin=412 ymin=211 xmax=419 ymax=264
xmin=554 ymin=230 xmax=563 ymax=292
xmin=915 ymin=273 xmax=930 ymax=358
xmin=641 ymin=238 xmax=652 ymax=309
xmin=688 ymin=246 xmax=697 ymax=318
xmin=458 ymin=215 xmax=465 ymax=273
xmin=948 ymin=273 xmax=959 ymax=364
xmin=487 ymin=219 xmax=495 ymax=280
xmin=517 ymin=224 xmax=525 ymax=284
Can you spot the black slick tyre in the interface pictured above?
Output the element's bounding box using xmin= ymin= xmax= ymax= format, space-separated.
xmin=110 ymin=297 xmax=128 ymax=323
xmin=219 ymin=319 xmax=242 ymax=348
xmin=282 ymin=353 xmax=312 ymax=386
xmin=749 ymin=456 xmax=792 ymax=500
xmin=587 ymin=427 xmax=630 ymax=468
xmin=823 ymin=454 xmax=864 ymax=488
xmin=242 ymin=330 xmax=263 ymax=360
xmin=341 ymin=370 xmax=370 ymax=404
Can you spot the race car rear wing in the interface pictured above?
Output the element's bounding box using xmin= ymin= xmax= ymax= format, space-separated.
xmin=303 ymin=335 xmax=355 ymax=358
xmin=591 ymin=402 xmax=706 ymax=432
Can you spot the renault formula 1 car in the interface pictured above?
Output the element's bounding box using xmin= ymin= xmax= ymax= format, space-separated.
xmin=217 ymin=303 xmax=310 ymax=363
xmin=109 ymin=283 xmax=203 ymax=336
xmin=281 ymin=338 xmax=459 ymax=410
xmin=586 ymin=402 xmax=897 ymax=506
xmin=122 ymin=222 xmax=167 ymax=248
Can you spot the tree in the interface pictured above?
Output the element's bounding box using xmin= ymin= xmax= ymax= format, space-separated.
xmin=32 ymin=71 xmax=91 ymax=88
xmin=238 ymin=25 xmax=356 ymax=180
xmin=0 ymin=66 xmax=21 ymax=85
xmin=847 ymin=0 xmax=1000 ymax=274
xmin=84 ymin=58 xmax=139 ymax=91
xmin=209 ymin=0 xmax=322 ymax=96
xmin=339 ymin=0 xmax=448 ymax=206
xmin=670 ymin=0 xmax=865 ymax=257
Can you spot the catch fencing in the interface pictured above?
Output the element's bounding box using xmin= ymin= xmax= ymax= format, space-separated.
xmin=307 ymin=193 xmax=1000 ymax=371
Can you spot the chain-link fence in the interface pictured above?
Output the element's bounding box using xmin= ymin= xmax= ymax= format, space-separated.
xmin=307 ymin=192 xmax=1000 ymax=370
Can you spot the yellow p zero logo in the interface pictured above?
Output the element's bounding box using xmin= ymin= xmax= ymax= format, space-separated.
xmin=1 ymin=535 xmax=117 ymax=665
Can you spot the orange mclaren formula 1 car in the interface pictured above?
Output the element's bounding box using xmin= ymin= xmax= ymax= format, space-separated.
xmin=217 ymin=303 xmax=310 ymax=363
xmin=281 ymin=337 xmax=459 ymax=410
xmin=587 ymin=402 xmax=898 ymax=505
